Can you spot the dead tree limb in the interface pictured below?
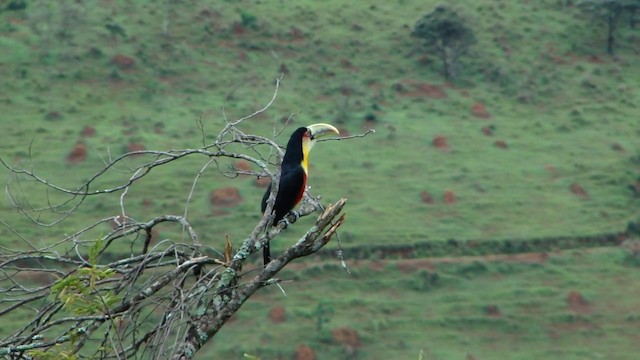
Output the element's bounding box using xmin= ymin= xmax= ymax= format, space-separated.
xmin=0 ymin=79 xmax=371 ymax=359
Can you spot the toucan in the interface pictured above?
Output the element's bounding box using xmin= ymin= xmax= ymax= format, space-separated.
xmin=261 ymin=123 xmax=340 ymax=265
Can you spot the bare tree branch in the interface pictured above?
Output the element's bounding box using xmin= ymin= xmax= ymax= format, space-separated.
xmin=0 ymin=80 xmax=368 ymax=359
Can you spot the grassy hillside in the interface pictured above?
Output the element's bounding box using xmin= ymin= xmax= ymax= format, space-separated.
xmin=0 ymin=0 xmax=639 ymax=358
xmin=1 ymin=0 xmax=637 ymax=252
xmin=212 ymin=248 xmax=640 ymax=359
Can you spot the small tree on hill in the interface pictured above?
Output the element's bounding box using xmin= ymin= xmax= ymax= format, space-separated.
xmin=0 ymin=80 xmax=370 ymax=359
xmin=578 ymin=0 xmax=640 ymax=55
xmin=411 ymin=4 xmax=476 ymax=82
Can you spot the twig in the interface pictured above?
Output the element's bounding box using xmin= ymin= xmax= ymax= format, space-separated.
xmin=0 ymin=77 xmax=360 ymax=360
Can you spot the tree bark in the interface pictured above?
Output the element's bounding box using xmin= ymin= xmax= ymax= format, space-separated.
xmin=171 ymin=200 xmax=347 ymax=360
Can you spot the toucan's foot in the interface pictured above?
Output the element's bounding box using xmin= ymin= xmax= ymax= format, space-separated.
xmin=278 ymin=211 xmax=301 ymax=229
xmin=277 ymin=217 xmax=291 ymax=229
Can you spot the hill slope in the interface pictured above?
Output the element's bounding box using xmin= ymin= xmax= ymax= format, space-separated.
xmin=0 ymin=1 xmax=639 ymax=358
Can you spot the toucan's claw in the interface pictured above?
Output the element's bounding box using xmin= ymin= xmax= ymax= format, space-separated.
xmin=278 ymin=210 xmax=301 ymax=229
xmin=278 ymin=217 xmax=291 ymax=229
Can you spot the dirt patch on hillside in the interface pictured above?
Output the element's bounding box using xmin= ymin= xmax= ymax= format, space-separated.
xmin=567 ymin=290 xmax=590 ymax=313
xmin=393 ymin=80 xmax=448 ymax=98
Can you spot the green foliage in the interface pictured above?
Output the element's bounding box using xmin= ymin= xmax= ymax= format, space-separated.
xmin=577 ymin=0 xmax=640 ymax=54
xmin=50 ymin=239 xmax=119 ymax=315
xmin=412 ymin=5 xmax=475 ymax=47
xmin=104 ymin=22 xmax=126 ymax=38
xmin=5 ymin=0 xmax=27 ymax=11
xmin=402 ymin=270 xmax=440 ymax=291
xmin=450 ymin=260 xmax=488 ymax=278
xmin=621 ymin=243 xmax=640 ymax=266
xmin=313 ymin=300 xmax=335 ymax=332
xmin=239 ymin=10 xmax=258 ymax=29
xmin=27 ymin=347 xmax=77 ymax=360
xmin=412 ymin=4 xmax=475 ymax=80
xmin=0 ymin=37 xmax=30 ymax=63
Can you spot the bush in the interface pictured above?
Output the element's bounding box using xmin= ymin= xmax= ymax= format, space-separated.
xmin=402 ymin=270 xmax=440 ymax=291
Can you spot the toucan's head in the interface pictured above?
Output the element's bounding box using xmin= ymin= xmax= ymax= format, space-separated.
xmin=283 ymin=123 xmax=340 ymax=172
xmin=302 ymin=123 xmax=340 ymax=151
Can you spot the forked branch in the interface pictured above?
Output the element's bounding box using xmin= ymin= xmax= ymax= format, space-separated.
xmin=0 ymin=78 xmax=371 ymax=359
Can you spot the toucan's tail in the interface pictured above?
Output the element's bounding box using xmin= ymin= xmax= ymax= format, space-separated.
xmin=263 ymin=242 xmax=271 ymax=266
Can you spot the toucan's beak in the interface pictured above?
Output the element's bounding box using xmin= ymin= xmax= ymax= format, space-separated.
xmin=307 ymin=123 xmax=340 ymax=140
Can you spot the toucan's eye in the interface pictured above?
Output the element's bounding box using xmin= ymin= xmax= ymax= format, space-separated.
xmin=304 ymin=130 xmax=311 ymax=138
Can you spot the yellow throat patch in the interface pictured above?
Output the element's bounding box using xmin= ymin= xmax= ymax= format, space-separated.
xmin=301 ymin=137 xmax=311 ymax=175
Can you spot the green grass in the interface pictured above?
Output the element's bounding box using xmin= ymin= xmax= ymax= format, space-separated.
xmin=0 ymin=0 xmax=639 ymax=359
xmin=209 ymin=248 xmax=640 ymax=359
xmin=0 ymin=0 xmax=637 ymax=248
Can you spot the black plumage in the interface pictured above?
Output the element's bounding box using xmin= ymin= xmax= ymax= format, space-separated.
xmin=261 ymin=127 xmax=309 ymax=265
xmin=260 ymin=123 xmax=338 ymax=265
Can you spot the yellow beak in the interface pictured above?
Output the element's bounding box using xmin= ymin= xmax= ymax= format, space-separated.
xmin=301 ymin=123 xmax=339 ymax=173
xmin=307 ymin=123 xmax=340 ymax=140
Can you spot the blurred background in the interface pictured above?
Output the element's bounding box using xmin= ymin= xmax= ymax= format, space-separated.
xmin=0 ymin=0 xmax=639 ymax=358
